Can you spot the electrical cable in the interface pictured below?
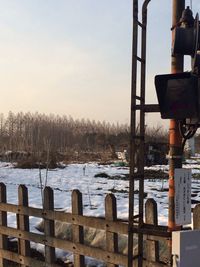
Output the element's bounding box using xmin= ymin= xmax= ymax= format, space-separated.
xmin=179 ymin=120 xmax=197 ymax=151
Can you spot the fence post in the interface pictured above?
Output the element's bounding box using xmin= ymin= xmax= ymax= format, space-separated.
xmin=105 ymin=193 xmax=118 ymax=267
xmin=17 ymin=185 xmax=30 ymax=267
xmin=0 ymin=183 xmax=8 ymax=267
xmin=145 ymin=198 xmax=159 ymax=263
xmin=43 ymin=186 xmax=56 ymax=264
xmin=193 ymin=204 xmax=200 ymax=229
xmin=72 ymin=189 xmax=85 ymax=267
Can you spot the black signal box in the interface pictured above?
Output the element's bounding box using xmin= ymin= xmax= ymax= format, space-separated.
xmin=155 ymin=72 xmax=200 ymax=119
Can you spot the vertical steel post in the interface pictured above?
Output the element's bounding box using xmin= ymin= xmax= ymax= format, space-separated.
xmin=168 ymin=0 xmax=185 ymax=235
xmin=138 ymin=2 xmax=150 ymax=266
xmin=128 ymin=0 xmax=138 ymax=266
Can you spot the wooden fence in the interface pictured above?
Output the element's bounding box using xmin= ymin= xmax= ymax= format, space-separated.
xmin=0 ymin=182 xmax=176 ymax=267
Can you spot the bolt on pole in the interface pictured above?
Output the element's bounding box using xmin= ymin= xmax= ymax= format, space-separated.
xmin=168 ymin=0 xmax=185 ymax=232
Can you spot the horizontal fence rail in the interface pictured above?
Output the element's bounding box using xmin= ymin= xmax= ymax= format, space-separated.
xmin=0 ymin=183 xmax=171 ymax=266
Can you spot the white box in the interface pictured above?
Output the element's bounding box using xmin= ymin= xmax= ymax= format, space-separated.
xmin=172 ymin=230 xmax=200 ymax=267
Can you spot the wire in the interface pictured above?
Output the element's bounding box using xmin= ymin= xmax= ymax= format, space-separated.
xmin=179 ymin=120 xmax=197 ymax=152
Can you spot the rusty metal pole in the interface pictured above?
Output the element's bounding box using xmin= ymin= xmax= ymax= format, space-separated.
xmin=168 ymin=0 xmax=185 ymax=233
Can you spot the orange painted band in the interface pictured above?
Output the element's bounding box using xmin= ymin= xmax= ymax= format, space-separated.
xmin=168 ymin=222 xmax=175 ymax=230
xmin=168 ymin=179 xmax=174 ymax=197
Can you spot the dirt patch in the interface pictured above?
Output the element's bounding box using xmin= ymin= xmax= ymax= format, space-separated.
xmin=94 ymin=169 xmax=168 ymax=181
xmin=94 ymin=172 xmax=110 ymax=178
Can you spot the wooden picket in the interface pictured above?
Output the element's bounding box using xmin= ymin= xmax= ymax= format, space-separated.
xmin=72 ymin=189 xmax=85 ymax=267
xmin=145 ymin=198 xmax=159 ymax=263
xmin=0 ymin=183 xmax=8 ymax=267
xmin=105 ymin=194 xmax=118 ymax=267
xmin=17 ymin=185 xmax=30 ymax=267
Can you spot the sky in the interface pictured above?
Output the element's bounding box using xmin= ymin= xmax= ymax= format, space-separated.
xmin=0 ymin=0 xmax=199 ymax=127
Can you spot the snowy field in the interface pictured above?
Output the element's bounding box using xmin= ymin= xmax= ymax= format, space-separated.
xmin=0 ymin=160 xmax=200 ymax=265
xmin=1 ymin=161 xmax=200 ymax=228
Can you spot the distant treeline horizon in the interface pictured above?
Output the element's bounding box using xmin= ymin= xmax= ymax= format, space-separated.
xmin=0 ymin=111 xmax=168 ymax=154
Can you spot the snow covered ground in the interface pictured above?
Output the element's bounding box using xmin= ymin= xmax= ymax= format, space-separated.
xmin=0 ymin=160 xmax=200 ymax=265
xmin=1 ymin=161 xmax=199 ymax=226
xmin=0 ymin=162 xmax=130 ymax=228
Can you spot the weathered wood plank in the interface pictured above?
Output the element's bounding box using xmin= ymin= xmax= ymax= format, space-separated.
xmin=105 ymin=194 xmax=118 ymax=267
xmin=143 ymin=259 xmax=168 ymax=267
xmin=145 ymin=199 xmax=159 ymax=263
xmin=0 ymin=225 xmax=48 ymax=244
xmin=72 ymin=190 xmax=85 ymax=267
xmin=132 ymin=225 xmax=170 ymax=238
xmin=0 ymin=183 xmax=8 ymax=267
xmin=0 ymin=202 xmax=128 ymax=234
xmin=193 ymin=204 xmax=200 ymax=229
xmin=43 ymin=187 xmax=56 ymax=264
xmin=17 ymin=185 xmax=30 ymax=267
xmin=145 ymin=235 xmax=170 ymax=242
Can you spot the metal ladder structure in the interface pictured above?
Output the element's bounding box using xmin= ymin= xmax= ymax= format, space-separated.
xmin=127 ymin=1 xmax=160 ymax=266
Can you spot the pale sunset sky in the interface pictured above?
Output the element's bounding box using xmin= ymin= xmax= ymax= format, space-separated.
xmin=0 ymin=0 xmax=199 ymax=126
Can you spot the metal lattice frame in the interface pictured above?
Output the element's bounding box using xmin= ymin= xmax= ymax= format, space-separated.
xmin=128 ymin=1 xmax=152 ymax=266
xmin=127 ymin=1 xmax=186 ymax=266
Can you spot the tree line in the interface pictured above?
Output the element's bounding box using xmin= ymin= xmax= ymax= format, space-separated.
xmin=0 ymin=111 xmax=170 ymax=165
xmin=0 ymin=112 xmax=131 ymax=155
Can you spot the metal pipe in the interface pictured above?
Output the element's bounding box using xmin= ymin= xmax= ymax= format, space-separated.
xmin=128 ymin=0 xmax=138 ymax=265
xmin=169 ymin=0 xmax=185 ymax=230
xmin=142 ymin=0 xmax=151 ymax=12
xmin=168 ymin=0 xmax=185 ymax=259
xmin=138 ymin=1 xmax=151 ymax=266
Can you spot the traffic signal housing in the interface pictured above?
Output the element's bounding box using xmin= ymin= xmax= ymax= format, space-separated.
xmin=155 ymin=72 xmax=199 ymax=120
xmin=172 ymin=13 xmax=199 ymax=56
xmin=172 ymin=9 xmax=200 ymax=76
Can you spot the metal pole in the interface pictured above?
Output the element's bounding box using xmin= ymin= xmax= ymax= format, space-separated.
xmin=137 ymin=2 xmax=151 ymax=267
xmin=128 ymin=0 xmax=138 ymax=265
xmin=168 ymin=0 xmax=185 ymax=234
